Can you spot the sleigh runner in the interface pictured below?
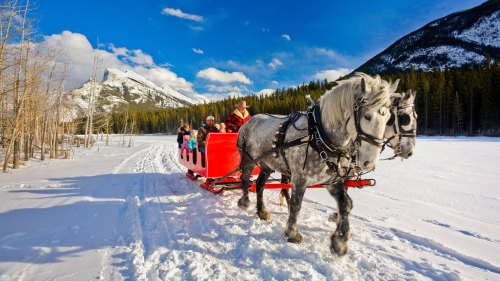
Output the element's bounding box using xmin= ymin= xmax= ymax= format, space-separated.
xmin=178 ymin=132 xmax=375 ymax=194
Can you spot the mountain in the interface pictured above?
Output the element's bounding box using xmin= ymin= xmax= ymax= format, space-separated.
xmin=354 ymin=0 xmax=500 ymax=74
xmin=68 ymin=68 xmax=209 ymax=116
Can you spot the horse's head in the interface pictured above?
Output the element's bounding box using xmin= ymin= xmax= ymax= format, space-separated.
xmin=351 ymin=75 xmax=399 ymax=171
xmin=385 ymin=89 xmax=417 ymax=159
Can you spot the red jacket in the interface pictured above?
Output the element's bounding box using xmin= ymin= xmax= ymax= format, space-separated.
xmin=225 ymin=109 xmax=251 ymax=132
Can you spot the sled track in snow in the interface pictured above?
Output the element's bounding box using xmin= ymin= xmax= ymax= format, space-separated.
xmin=118 ymin=142 xmax=208 ymax=280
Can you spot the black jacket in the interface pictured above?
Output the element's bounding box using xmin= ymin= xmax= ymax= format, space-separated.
xmin=177 ymin=127 xmax=191 ymax=147
xmin=197 ymin=124 xmax=219 ymax=149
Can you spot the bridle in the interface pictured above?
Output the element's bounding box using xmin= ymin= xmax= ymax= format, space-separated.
xmin=301 ymin=95 xmax=386 ymax=177
xmin=352 ymin=97 xmax=386 ymax=149
xmin=380 ymin=101 xmax=417 ymax=160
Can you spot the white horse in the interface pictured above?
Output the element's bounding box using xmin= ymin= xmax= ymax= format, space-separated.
xmin=236 ymin=73 xmax=399 ymax=256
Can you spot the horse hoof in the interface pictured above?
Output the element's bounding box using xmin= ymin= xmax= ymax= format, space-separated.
xmin=238 ymin=197 xmax=250 ymax=210
xmin=331 ymin=234 xmax=348 ymax=256
xmin=286 ymin=232 xmax=303 ymax=244
xmin=257 ymin=210 xmax=271 ymax=221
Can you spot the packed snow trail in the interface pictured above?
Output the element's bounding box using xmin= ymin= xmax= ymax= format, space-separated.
xmin=1 ymin=136 xmax=500 ymax=280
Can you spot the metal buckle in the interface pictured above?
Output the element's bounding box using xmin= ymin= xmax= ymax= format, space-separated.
xmin=319 ymin=151 xmax=328 ymax=160
xmin=353 ymin=98 xmax=364 ymax=111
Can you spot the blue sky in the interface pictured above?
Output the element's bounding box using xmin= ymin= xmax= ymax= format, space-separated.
xmin=38 ymin=0 xmax=485 ymax=99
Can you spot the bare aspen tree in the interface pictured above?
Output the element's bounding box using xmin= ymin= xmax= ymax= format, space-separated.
xmin=1 ymin=0 xmax=71 ymax=172
xmin=3 ymin=0 xmax=34 ymax=170
xmin=84 ymin=40 xmax=101 ymax=148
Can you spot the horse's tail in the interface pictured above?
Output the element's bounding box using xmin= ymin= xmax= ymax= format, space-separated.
xmin=236 ymin=127 xmax=246 ymax=152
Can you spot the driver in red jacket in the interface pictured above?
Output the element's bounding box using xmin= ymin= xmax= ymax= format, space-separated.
xmin=225 ymin=100 xmax=251 ymax=133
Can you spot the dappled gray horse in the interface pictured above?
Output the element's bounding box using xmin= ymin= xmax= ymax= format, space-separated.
xmin=236 ymin=73 xmax=399 ymax=256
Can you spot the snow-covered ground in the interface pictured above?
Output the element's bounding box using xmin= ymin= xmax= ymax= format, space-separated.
xmin=1 ymin=135 xmax=499 ymax=280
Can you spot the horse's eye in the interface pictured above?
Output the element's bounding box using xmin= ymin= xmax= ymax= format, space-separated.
xmin=364 ymin=114 xmax=372 ymax=121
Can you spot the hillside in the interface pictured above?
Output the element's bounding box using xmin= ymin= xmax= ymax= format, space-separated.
xmin=355 ymin=0 xmax=500 ymax=74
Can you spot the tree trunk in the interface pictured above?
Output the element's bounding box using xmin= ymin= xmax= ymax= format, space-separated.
xmin=13 ymin=136 xmax=20 ymax=169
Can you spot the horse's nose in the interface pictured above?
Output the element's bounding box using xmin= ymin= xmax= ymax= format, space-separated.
xmin=363 ymin=161 xmax=374 ymax=170
xmin=407 ymin=152 xmax=413 ymax=157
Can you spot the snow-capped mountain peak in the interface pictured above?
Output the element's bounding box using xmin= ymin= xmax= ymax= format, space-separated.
xmin=67 ymin=68 xmax=210 ymax=117
xmin=354 ymin=1 xmax=500 ymax=74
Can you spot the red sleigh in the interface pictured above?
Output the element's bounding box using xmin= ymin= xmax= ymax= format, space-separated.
xmin=178 ymin=133 xmax=375 ymax=194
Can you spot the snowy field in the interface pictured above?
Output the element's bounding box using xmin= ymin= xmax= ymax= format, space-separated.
xmin=1 ymin=135 xmax=499 ymax=280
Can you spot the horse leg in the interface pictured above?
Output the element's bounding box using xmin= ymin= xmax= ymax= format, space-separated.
xmin=279 ymin=189 xmax=290 ymax=207
xmin=284 ymin=179 xmax=307 ymax=243
xmin=325 ymin=181 xmax=353 ymax=256
xmin=237 ymin=159 xmax=254 ymax=210
xmin=255 ymin=165 xmax=273 ymax=220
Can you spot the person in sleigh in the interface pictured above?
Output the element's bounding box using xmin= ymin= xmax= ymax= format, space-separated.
xmin=225 ymin=100 xmax=251 ymax=133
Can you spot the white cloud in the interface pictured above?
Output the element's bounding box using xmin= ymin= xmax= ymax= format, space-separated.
xmin=40 ymin=30 xmax=194 ymax=92
xmin=313 ymin=68 xmax=352 ymax=82
xmin=228 ymin=92 xmax=244 ymax=99
xmin=281 ymin=34 xmax=291 ymax=41
xmin=207 ymin=84 xmax=248 ymax=93
xmin=128 ymin=49 xmax=154 ymax=66
xmin=256 ymin=89 xmax=274 ymax=97
xmin=200 ymin=92 xmax=245 ymax=101
xmin=314 ymin=47 xmax=340 ymax=58
xmin=306 ymin=47 xmax=352 ymax=66
xmin=192 ymin=48 xmax=203 ymax=54
xmin=268 ymin=58 xmax=283 ymax=69
xmin=196 ymin=67 xmax=252 ymax=84
xmin=272 ymin=80 xmax=279 ymax=85
xmin=162 ymin=8 xmax=203 ymax=22
xmin=189 ymin=25 xmax=204 ymax=31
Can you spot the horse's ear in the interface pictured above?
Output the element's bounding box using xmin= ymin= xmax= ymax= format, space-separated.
xmin=403 ymin=89 xmax=411 ymax=101
xmin=361 ymin=78 xmax=367 ymax=93
xmin=389 ymin=79 xmax=400 ymax=93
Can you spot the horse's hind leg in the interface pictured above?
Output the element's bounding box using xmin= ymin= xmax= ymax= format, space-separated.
xmin=325 ymin=181 xmax=353 ymax=256
xmin=255 ymin=165 xmax=273 ymax=220
xmin=237 ymin=158 xmax=254 ymax=210
xmin=284 ymin=178 xmax=307 ymax=243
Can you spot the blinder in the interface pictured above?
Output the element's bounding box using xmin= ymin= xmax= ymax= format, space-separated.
xmin=387 ymin=112 xmax=395 ymax=126
xmin=398 ymin=113 xmax=411 ymax=126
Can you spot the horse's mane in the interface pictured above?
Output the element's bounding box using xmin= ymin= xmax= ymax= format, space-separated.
xmin=318 ymin=72 xmax=392 ymax=129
